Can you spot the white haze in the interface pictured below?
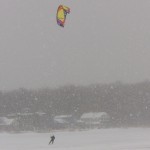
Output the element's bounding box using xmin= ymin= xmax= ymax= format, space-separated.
xmin=0 ymin=0 xmax=150 ymax=90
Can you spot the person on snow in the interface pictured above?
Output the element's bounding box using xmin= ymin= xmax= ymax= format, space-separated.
xmin=49 ymin=135 xmax=55 ymax=144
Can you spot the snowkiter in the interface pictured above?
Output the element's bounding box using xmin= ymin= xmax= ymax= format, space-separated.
xmin=49 ymin=135 xmax=55 ymax=144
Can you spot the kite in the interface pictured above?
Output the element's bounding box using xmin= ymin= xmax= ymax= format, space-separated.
xmin=56 ymin=5 xmax=70 ymax=27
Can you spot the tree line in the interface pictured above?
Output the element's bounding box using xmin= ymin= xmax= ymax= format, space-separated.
xmin=1 ymin=81 xmax=150 ymax=128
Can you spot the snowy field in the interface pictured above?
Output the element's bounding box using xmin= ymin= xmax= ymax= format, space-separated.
xmin=1 ymin=128 xmax=150 ymax=150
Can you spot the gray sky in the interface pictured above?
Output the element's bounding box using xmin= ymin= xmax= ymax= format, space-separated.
xmin=0 ymin=0 xmax=150 ymax=90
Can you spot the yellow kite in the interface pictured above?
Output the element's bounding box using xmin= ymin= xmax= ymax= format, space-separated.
xmin=56 ymin=5 xmax=70 ymax=27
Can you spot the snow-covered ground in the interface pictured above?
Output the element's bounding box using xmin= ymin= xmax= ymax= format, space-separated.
xmin=1 ymin=128 xmax=150 ymax=150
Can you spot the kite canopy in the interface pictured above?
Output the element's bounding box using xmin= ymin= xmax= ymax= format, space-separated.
xmin=56 ymin=5 xmax=70 ymax=27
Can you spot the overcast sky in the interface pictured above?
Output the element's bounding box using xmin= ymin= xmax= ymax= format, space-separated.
xmin=0 ymin=0 xmax=150 ymax=90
